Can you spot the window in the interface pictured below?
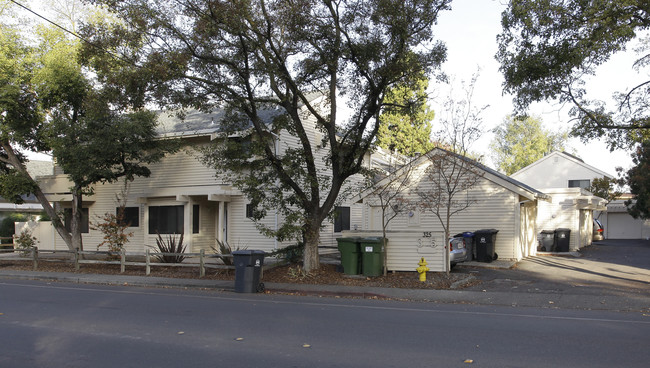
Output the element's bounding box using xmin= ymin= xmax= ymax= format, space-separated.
xmin=192 ymin=204 xmax=200 ymax=234
xmin=116 ymin=207 xmax=139 ymax=227
xmin=149 ymin=205 xmax=184 ymax=234
xmin=64 ymin=208 xmax=89 ymax=233
xmin=334 ymin=206 xmax=350 ymax=233
xmin=568 ymin=179 xmax=590 ymax=190
xmin=246 ymin=203 xmax=255 ymax=219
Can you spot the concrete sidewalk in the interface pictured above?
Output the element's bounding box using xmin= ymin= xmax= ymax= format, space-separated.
xmin=2 ymin=239 xmax=649 ymax=313
xmin=1 ymin=267 xmax=649 ymax=313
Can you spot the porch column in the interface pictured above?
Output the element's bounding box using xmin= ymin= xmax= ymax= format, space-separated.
xmin=217 ymin=201 xmax=224 ymax=242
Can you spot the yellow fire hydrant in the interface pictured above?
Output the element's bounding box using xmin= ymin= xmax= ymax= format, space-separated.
xmin=416 ymin=257 xmax=429 ymax=282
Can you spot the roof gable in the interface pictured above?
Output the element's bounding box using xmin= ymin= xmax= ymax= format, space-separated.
xmin=360 ymin=147 xmax=549 ymax=201
xmin=512 ymin=151 xmax=612 ymax=179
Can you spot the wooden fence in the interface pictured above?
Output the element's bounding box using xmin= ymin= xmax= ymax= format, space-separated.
xmin=0 ymin=247 xmax=271 ymax=278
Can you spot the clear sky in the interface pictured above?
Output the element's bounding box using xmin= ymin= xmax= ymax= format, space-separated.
xmin=430 ymin=0 xmax=638 ymax=176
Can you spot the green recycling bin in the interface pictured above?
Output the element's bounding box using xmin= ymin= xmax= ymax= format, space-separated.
xmin=336 ymin=237 xmax=361 ymax=275
xmin=360 ymin=237 xmax=386 ymax=277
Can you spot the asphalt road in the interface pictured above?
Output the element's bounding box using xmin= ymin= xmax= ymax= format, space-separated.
xmin=1 ymin=279 xmax=649 ymax=368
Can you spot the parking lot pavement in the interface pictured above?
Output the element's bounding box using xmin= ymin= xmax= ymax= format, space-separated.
xmin=458 ymin=239 xmax=650 ymax=297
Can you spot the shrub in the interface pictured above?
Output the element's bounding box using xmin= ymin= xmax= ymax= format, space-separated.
xmin=0 ymin=213 xmax=30 ymax=244
xmin=15 ymin=229 xmax=38 ymax=256
xmin=286 ymin=265 xmax=313 ymax=280
xmin=268 ymin=242 xmax=304 ymax=264
xmin=210 ymin=240 xmax=247 ymax=266
xmin=153 ymin=233 xmax=186 ymax=263
xmin=91 ymin=211 xmax=133 ymax=253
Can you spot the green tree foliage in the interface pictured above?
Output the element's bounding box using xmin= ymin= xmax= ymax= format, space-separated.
xmin=624 ymin=142 xmax=650 ymax=219
xmin=1 ymin=15 xmax=172 ymax=251
xmin=497 ymin=0 xmax=650 ymax=218
xmin=589 ymin=175 xmax=624 ymax=220
xmin=497 ymin=0 xmax=650 ymax=149
xmin=376 ymin=75 xmax=435 ymax=156
xmin=80 ymin=0 xmax=452 ymax=271
xmin=0 ymin=213 xmax=29 ymax=243
xmin=489 ymin=115 xmax=568 ymax=175
xmin=0 ymin=22 xmax=70 ymax=246
xmin=35 ymin=29 xmax=171 ymax=251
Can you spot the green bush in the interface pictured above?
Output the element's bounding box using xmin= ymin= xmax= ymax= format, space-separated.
xmin=0 ymin=213 xmax=30 ymax=244
xmin=268 ymin=242 xmax=304 ymax=264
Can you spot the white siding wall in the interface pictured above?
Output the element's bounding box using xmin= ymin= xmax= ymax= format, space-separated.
xmin=361 ymin=162 xmax=525 ymax=261
xmin=536 ymin=192 xmax=582 ymax=251
xmin=341 ymin=230 xmax=447 ymax=272
xmin=512 ymin=153 xmax=611 ymax=189
xmin=189 ymin=197 xmax=216 ymax=252
xmin=37 ymin=141 xmax=282 ymax=253
xmin=519 ymin=201 xmax=538 ymax=258
xmin=228 ymin=197 xmax=290 ymax=252
xmin=35 ymin=101 xmax=387 ymax=254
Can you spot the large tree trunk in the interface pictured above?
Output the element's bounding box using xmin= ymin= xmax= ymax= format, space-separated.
xmin=71 ymin=188 xmax=84 ymax=251
xmin=302 ymin=220 xmax=321 ymax=272
xmin=1 ymin=141 xmax=74 ymax=250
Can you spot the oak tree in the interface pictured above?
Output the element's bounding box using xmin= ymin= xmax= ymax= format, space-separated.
xmin=497 ymin=0 xmax=650 ymax=148
xmin=81 ymin=0 xmax=452 ymax=271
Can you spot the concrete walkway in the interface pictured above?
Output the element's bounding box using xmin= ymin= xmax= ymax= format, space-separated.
xmin=1 ymin=239 xmax=649 ymax=313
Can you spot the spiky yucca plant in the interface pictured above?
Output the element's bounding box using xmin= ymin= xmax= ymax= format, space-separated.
xmin=154 ymin=233 xmax=186 ymax=263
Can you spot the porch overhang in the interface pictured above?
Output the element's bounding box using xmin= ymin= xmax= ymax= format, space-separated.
xmin=43 ymin=193 xmax=96 ymax=204
xmin=135 ymin=186 xmax=242 ymax=203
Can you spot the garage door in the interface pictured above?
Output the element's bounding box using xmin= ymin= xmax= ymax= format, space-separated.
xmin=607 ymin=213 xmax=644 ymax=239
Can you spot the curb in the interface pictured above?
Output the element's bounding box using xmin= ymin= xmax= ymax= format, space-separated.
xmin=2 ymin=270 xmax=650 ymax=313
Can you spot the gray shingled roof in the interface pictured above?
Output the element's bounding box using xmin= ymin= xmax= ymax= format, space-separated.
xmin=155 ymin=93 xmax=325 ymax=137
xmin=156 ymin=109 xmax=227 ymax=136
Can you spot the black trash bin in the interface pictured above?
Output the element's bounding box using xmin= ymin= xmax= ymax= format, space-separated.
xmin=539 ymin=230 xmax=555 ymax=252
xmin=554 ymin=228 xmax=571 ymax=252
xmin=233 ymin=250 xmax=266 ymax=293
xmin=474 ymin=229 xmax=499 ymax=263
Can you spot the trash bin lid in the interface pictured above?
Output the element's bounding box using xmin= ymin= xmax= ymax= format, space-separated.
xmin=361 ymin=237 xmax=385 ymax=244
xmin=336 ymin=237 xmax=360 ymax=243
xmin=541 ymin=230 xmax=554 ymax=234
xmin=232 ymin=250 xmax=265 ymax=255
xmin=474 ymin=229 xmax=499 ymax=235
xmin=462 ymin=231 xmax=475 ymax=238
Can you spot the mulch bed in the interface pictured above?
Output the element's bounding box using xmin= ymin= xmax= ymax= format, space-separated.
xmin=0 ymin=258 xmax=477 ymax=290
